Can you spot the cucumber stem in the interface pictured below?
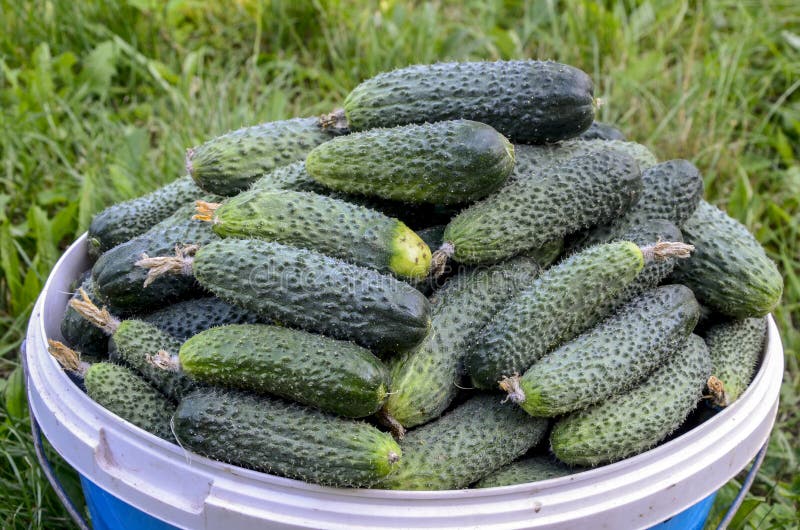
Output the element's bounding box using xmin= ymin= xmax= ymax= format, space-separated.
xmin=47 ymin=339 xmax=89 ymax=376
xmin=146 ymin=350 xmax=180 ymax=372
xmin=69 ymin=288 xmax=120 ymax=335
xmin=430 ymin=241 xmax=455 ymax=278
xmin=377 ymin=408 xmax=407 ymax=440
xmin=499 ymin=374 xmax=526 ymax=404
xmin=641 ymin=241 xmax=694 ymax=262
xmin=704 ymin=375 xmax=729 ymax=408
xmin=193 ymin=200 xmax=221 ymax=223
xmin=319 ymin=108 xmax=348 ymax=131
xmin=135 ymin=244 xmax=198 ymax=287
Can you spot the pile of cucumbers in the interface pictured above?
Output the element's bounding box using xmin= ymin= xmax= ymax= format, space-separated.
xmin=52 ymin=60 xmax=782 ymax=490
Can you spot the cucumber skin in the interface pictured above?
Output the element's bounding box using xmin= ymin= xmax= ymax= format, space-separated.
xmin=518 ymin=285 xmax=700 ymax=417
xmin=61 ymin=276 xmax=112 ymax=358
xmin=475 ymin=456 xmax=576 ymax=488
xmin=444 ymin=150 xmax=642 ymax=264
xmin=671 ymin=200 xmax=783 ymax=318
xmin=142 ymin=297 xmax=262 ymax=341
xmin=306 ymin=120 xmax=514 ymax=205
xmin=188 ymin=117 xmax=341 ymax=196
xmin=210 ymin=189 xmax=430 ymax=279
xmin=551 ymin=334 xmax=711 ymax=467
xmin=179 ymin=324 xmax=389 ymax=418
xmin=174 ymin=388 xmax=401 ymax=487
xmin=88 ymin=176 xmax=202 ymax=258
xmin=386 ymin=257 xmax=541 ymax=428
xmin=343 ymin=60 xmax=594 ymax=144
xmin=704 ymin=317 xmax=767 ymax=404
xmin=377 ymin=394 xmax=549 ymax=490
xmin=85 ymin=362 xmax=175 ymax=440
xmin=193 ymin=239 xmax=431 ymax=354
xmin=466 ymin=241 xmax=644 ymax=388
xmin=578 ymin=122 xmax=626 ymax=141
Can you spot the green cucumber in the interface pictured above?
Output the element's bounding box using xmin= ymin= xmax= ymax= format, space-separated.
xmin=197 ymin=189 xmax=431 ymax=279
xmin=385 ymin=257 xmax=541 ymax=428
xmin=341 ymin=60 xmax=594 ymax=144
xmin=187 ymin=117 xmax=342 ymax=196
xmin=671 ymin=200 xmax=783 ymax=318
xmin=142 ymin=297 xmax=262 ymax=341
xmin=503 ymin=285 xmax=700 ymax=417
xmin=175 ymin=323 xmax=389 ymax=418
xmin=704 ymin=317 xmax=767 ymax=406
xmin=174 ymin=388 xmax=401 ymax=487
xmin=61 ymin=276 xmax=112 ymax=358
xmin=84 ymin=362 xmax=175 ymax=440
xmin=441 ymin=150 xmax=642 ymax=265
xmin=377 ymin=394 xmax=549 ymax=490
xmin=306 ymin=120 xmax=514 ymax=205
xmin=551 ymin=334 xmax=711 ymax=466
xmin=474 ymin=456 xmax=576 ymax=488
xmin=578 ymin=122 xmax=626 ymax=141
xmin=88 ymin=176 xmax=202 ymax=258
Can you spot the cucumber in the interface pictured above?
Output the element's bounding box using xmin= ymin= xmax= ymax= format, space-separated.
xmin=703 ymin=317 xmax=767 ymax=406
xmin=187 ymin=117 xmax=342 ymax=196
xmin=502 ymin=285 xmax=700 ymax=417
xmin=88 ymin=176 xmax=202 ymax=258
xmin=385 ymin=257 xmax=541 ymax=428
xmin=196 ymin=189 xmax=432 ymax=279
xmin=551 ymin=334 xmax=711 ymax=466
xmin=175 ymin=324 xmax=389 ymax=418
xmin=306 ymin=120 xmax=514 ymax=205
xmin=671 ymin=200 xmax=783 ymax=318
xmin=341 ymin=60 xmax=594 ymax=144
xmin=578 ymin=122 xmax=626 ymax=141
xmin=60 ymin=276 xmax=112 ymax=358
xmin=84 ymin=362 xmax=175 ymax=440
xmin=377 ymin=394 xmax=549 ymax=490
xmin=142 ymin=297 xmax=262 ymax=341
xmin=441 ymin=150 xmax=642 ymax=265
xmin=139 ymin=239 xmax=431 ymax=354
xmin=173 ymin=388 xmax=401 ymax=487
xmin=474 ymin=456 xmax=576 ymax=488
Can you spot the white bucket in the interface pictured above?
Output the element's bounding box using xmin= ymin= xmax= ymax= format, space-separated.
xmin=26 ymin=235 xmax=783 ymax=530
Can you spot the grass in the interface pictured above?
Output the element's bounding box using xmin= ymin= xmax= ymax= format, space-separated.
xmin=1 ymin=0 xmax=798 ymax=528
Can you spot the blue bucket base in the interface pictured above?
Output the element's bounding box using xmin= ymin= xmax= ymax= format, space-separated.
xmin=650 ymin=492 xmax=717 ymax=530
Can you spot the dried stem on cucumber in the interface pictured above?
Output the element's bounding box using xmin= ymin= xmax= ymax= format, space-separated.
xmin=319 ymin=108 xmax=348 ymax=131
xmin=69 ymin=288 xmax=120 ymax=335
xmin=498 ymin=374 xmax=526 ymax=404
xmin=640 ymin=241 xmax=694 ymax=261
xmin=135 ymin=244 xmax=198 ymax=287
xmin=193 ymin=200 xmax=221 ymax=223
xmin=377 ymin=408 xmax=407 ymax=440
xmin=145 ymin=349 xmax=180 ymax=372
xmin=429 ymin=241 xmax=455 ymax=278
xmin=47 ymin=339 xmax=89 ymax=376
xmin=704 ymin=375 xmax=729 ymax=408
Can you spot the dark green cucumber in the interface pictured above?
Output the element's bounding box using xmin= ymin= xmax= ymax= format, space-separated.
xmin=177 ymin=324 xmax=389 ymax=418
xmin=504 ymin=285 xmax=700 ymax=417
xmin=88 ymin=176 xmax=202 ymax=257
xmin=187 ymin=117 xmax=342 ymax=196
xmin=474 ymin=456 xmax=576 ymax=488
xmin=578 ymin=122 xmax=626 ymax=141
xmin=174 ymin=388 xmax=401 ymax=487
xmin=377 ymin=394 xmax=549 ymax=490
xmin=671 ymin=200 xmax=783 ymax=318
xmin=142 ymin=297 xmax=262 ymax=341
xmin=84 ymin=362 xmax=175 ymax=440
xmin=704 ymin=317 xmax=767 ymax=405
xmin=442 ymin=150 xmax=642 ymax=264
xmin=92 ymin=203 xmax=218 ymax=311
xmin=551 ymin=334 xmax=711 ymax=466
xmin=61 ymin=276 xmax=112 ymax=358
xmin=385 ymin=257 xmax=541 ymax=428
xmin=342 ymin=60 xmax=594 ymax=144
xmin=184 ymin=239 xmax=431 ymax=354
xmin=306 ymin=120 xmax=514 ymax=205
xmin=467 ymin=241 xmax=657 ymax=388
xmin=198 ymin=189 xmax=431 ymax=279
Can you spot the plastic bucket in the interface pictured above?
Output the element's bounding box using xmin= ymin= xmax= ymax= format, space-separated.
xmin=25 ymin=235 xmax=783 ymax=530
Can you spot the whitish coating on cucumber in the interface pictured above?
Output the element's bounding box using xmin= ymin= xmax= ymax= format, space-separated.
xmin=142 ymin=297 xmax=262 ymax=341
xmin=474 ymin=456 xmax=576 ymax=488
xmin=704 ymin=317 xmax=767 ymax=405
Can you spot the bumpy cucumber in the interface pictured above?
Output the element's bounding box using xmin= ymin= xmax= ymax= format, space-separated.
xmin=342 ymin=60 xmax=594 ymax=144
xmin=671 ymin=200 xmax=783 ymax=318
xmin=442 ymin=150 xmax=642 ymax=264
xmin=466 ymin=242 xmax=647 ymax=388
xmin=182 ymin=239 xmax=430 ymax=354
xmin=306 ymin=120 xmax=514 ymax=205
xmin=174 ymin=388 xmax=401 ymax=487
xmin=187 ymin=117 xmax=342 ymax=196
xmin=704 ymin=317 xmax=767 ymax=406
xmin=385 ymin=257 xmax=541 ymax=428
xmin=60 ymin=276 xmax=112 ymax=358
xmin=92 ymin=203 xmax=218 ymax=311
xmin=198 ymin=189 xmax=431 ymax=279
xmin=84 ymin=362 xmax=175 ymax=440
xmin=377 ymin=394 xmax=549 ymax=490
xmin=475 ymin=456 xmax=575 ymax=488
xmin=504 ymin=285 xmax=700 ymax=417
xmin=551 ymin=334 xmax=711 ymax=466
xmin=578 ymin=122 xmax=626 ymax=141
xmin=142 ymin=297 xmax=262 ymax=341
xmin=177 ymin=324 xmax=389 ymax=418
xmin=88 ymin=176 xmax=202 ymax=257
